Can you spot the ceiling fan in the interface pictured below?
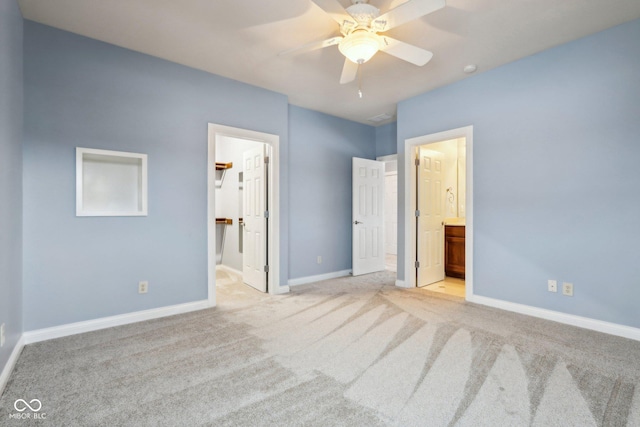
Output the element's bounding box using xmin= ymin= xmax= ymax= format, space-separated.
xmin=283 ymin=0 xmax=446 ymax=85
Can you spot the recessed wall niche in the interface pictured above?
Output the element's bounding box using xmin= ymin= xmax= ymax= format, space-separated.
xmin=76 ymin=147 xmax=148 ymax=216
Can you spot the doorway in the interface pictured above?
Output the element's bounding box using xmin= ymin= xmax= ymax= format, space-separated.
xmin=416 ymin=138 xmax=466 ymax=297
xmin=207 ymin=123 xmax=285 ymax=307
xmin=402 ymin=126 xmax=473 ymax=300
xmin=215 ymin=136 xmax=267 ymax=293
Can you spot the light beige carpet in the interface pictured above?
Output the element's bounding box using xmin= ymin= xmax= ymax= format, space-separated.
xmin=1 ymin=270 xmax=640 ymax=426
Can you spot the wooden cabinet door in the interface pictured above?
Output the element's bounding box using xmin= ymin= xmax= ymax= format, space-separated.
xmin=445 ymin=226 xmax=465 ymax=279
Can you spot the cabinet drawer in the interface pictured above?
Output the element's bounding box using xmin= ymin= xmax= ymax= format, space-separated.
xmin=445 ymin=225 xmax=465 ymax=238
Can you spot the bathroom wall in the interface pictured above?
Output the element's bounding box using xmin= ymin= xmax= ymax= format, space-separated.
xmin=423 ymin=138 xmax=460 ymax=219
xmin=457 ymin=139 xmax=466 ymax=218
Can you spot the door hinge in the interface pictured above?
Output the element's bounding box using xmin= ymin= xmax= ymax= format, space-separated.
xmin=264 ymin=156 xmax=270 ymax=164
xmin=264 ymin=210 xmax=270 ymax=218
xmin=415 ymin=261 xmax=420 ymax=268
xmin=415 ymin=210 xmax=420 ymax=217
xmin=264 ymin=265 xmax=269 ymax=273
xmin=415 ymin=158 xmax=420 ymax=166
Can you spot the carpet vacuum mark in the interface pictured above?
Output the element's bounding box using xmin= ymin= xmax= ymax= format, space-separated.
xmin=1 ymin=271 xmax=639 ymax=426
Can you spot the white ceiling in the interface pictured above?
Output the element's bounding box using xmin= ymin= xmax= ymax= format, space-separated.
xmin=18 ymin=0 xmax=640 ymax=125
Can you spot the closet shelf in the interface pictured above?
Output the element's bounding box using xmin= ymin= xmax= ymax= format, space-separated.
xmin=215 ymin=162 xmax=232 ymax=187
xmin=215 ymin=162 xmax=233 ymax=170
xmin=215 ymin=218 xmax=233 ymax=225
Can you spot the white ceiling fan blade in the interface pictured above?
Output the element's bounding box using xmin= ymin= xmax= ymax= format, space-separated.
xmin=380 ymin=36 xmax=433 ymax=66
xmin=340 ymin=59 xmax=358 ymax=84
xmin=373 ymin=0 xmax=446 ymax=32
xmin=279 ymin=36 xmax=342 ymax=56
xmin=310 ymin=0 xmax=354 ymax=26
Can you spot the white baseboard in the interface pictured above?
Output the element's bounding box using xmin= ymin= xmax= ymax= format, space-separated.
xmin=274 ymin=285 xmax=290 ymax=294
xmin=468 ymin=294 xmax=640 ymax=342
xmin=395 ymin=279 xmax=411 ymax=288
xmin=23 ymin=300 xmax=211 ymax=345
xmin=0 ymin=335 xmax=25 ymax=397
xmin=288 ymin=270 xmax=352 ymax=287
xmin=216 ymin=264 xmax=242 ymax=277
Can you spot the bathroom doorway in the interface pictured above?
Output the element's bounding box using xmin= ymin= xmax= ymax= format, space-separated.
xmin=416 ymin=138 xmax=466 ymax=297
xmin=402 ymin=126 xmax=473 ymax=300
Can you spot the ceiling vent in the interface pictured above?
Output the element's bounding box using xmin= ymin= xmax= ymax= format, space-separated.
xmin=367 ymin=113 xmax=393 ymax=123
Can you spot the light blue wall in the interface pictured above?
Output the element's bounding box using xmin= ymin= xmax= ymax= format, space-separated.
xmin=0 ymin=0 xmax=23 ymax=373
xmin=375 ymin=122 xmax=397 ymax=157
xmin=289 ymin=106 xmax=375 ymax=280
xmin=23 ymin=22 xmax=289 ymax=330
xmin=397 ymin=19 xmax=640 ymax=327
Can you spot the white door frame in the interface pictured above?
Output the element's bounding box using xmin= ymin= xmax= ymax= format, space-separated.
xmin=377 ymin=154 xmax=398 ymax=258
xmin=383 ymin=170 xmax=398 ymax=256
xmin=376 ymin=154 xmax=398 ymax=164
xmin=402 ymin=126 xmax=474 ymax=300
xmin=207 ymin=123 xmax=286 ymax=307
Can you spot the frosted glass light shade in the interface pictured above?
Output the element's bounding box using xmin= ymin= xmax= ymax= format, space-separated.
xmin=339 ymin=30 xmax=381 ymax=64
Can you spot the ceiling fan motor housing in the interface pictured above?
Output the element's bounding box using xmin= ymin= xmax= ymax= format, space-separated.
xmin=345 ymin=3 xmax=380 ymax=27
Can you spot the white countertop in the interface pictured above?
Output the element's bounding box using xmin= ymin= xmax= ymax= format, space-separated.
xmin=444 ymin=217 xmax=466 ymax=226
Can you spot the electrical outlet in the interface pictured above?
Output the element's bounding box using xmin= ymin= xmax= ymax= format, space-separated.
xmin=138 ymin=281 xmax=148 ymax=294
xmin=562 ymin=282 xmax=574 ymax=296
xmin=547 ymin=280 xmax=557 ymax=293
xmin=1 ymin=323 xmax=5 ymax=347
xmin=317 ymin=256 xmax=322 ymax=264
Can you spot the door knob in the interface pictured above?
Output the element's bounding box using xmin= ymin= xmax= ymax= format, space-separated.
xmin=354 ymin=220 xmax=363 ymax=225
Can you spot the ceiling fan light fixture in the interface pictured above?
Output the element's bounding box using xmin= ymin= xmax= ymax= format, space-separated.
xmin=339 ymin=30 xmax=381 ymax=64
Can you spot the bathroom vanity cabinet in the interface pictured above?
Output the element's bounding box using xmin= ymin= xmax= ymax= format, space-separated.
xmin=445 ymin=225 xmax=465 ymax=279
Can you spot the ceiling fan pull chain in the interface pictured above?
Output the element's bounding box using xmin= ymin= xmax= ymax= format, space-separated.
xmin=357 ymin=63 xmax=363 ymax=98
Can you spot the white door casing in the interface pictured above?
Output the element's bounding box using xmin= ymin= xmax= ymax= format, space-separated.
xmin=401 ymin=126 xmax=473 ymax=296
xmin=352 ymin=157 xmax=385 ymax=276
xmin=208 ymin=123 xmax=285 ymax=307
xmin=243 ymin=145 xmax=267 ymax=292
xmin=417 ymin=147 xmax=445 ymax=286
xmin=385 ymin=172 xmax=398 ymax=255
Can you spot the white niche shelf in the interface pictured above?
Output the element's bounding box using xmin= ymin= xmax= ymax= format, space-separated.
xmin=76 ymin=147 xmax=148 ymax=217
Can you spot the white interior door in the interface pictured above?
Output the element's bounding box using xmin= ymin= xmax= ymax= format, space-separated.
xmin=352 ymin=157 xmax=385 ymax=276
xmin=243 ymin=145 xmax=267 ymax=292
xmin=417 ymin=147 xmax=445 ymax=286
xmin=384 ymin=172 xmax=398 ymax=255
